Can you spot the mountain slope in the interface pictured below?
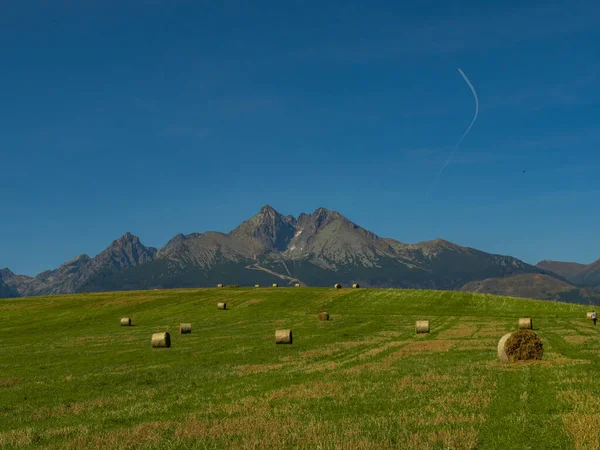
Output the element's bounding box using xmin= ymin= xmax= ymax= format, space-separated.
xmin=460 ymin=273 xmax=600 ymax=305
xmin=537 ymin=258 xmax=600 ymax=288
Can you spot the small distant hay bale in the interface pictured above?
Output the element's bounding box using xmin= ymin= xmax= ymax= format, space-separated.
xmin=275 ymin=329 xmax=292 ymax=344
xmin=518 ymin=318 xmax=533 ymax=329
xmin=151 ymin=332 xmax=171 ymax=348
xmin=217 ymin=302 xmax=227 ymax=310
xmin=334 ymin=283 xmax=342 ymax=289
xmin=318 ymin=312 xmax=329 ymax=321
xmin=120 ymin=318 xmax=131 ymax=326
xmin=295 ymin=283 xmax=300 ymax=287
xmin=179 ymin=323 xmax=192 ymax=334
xmin=352 ymin=283 xmax=360 ymax=288
xmin=272 ymin=283 xmax=278 ymax=287
xmin=255 ymin=284 xmax=260 ymax=288
xmin=587 ymin=312 xmax=594 ymax=320
xmin=415 ymin=320 xmax=430 ymax=334
xmin=498 ymin=330 xmax=543 ymax=363
xmin=217 ymin=284 xmax=223 ymax=288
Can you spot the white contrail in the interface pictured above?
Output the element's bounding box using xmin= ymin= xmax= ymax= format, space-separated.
xmin=429 ymin=68 xmax=479 ymax=195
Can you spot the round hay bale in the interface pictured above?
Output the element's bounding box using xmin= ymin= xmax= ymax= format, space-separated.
xmin=120 ymin=317 xmax=131 ymax=326
xmin=498 ymin=330 xmax=543 ymax=363
xmin=318 ymin=312 xmax=329 ymax=321
xmin=415 ymin=320 xmax=430 ymax=334
xmin=275 ymin=329 xmax=292 ymax=344
xmin=272 ymin=283 xmax=278 ymax=287
xmin=255 ymin=284 xmax=260 ymax=288
xmin=518 ymin=318 xmax=532 ymax=329
xmin=334 ymin=283 xmax=342 ymax=289
xmin=217 ymin=302 xmax=227 ymax=310
xmin=179 ymin=323 xmax=192 ymax=334
xmin=151 ymin=332 xmax=171 ymax=348
xmin=352 ymin=283 xmax=360 ymax=288
xmin=497 ymin=333 xmax=512 ymax=363
xmin=295 ymin=283 xmax=300 ymax=287
xmin=587 ymin=312 xmax=594 ymax=320
xmin=217 ymin=284 xmax=223 ymax=288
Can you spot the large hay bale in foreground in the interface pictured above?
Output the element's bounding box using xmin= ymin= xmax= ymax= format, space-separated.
xmin=498 ymin=330 xmax=543 ymax=363
xmin=334 ymin=283 xmax=342 ymax=289
xmin=415 ymin=320 xmax=430 ymax=334
xmin=352 ymin=283 xmax=360 ymax=288
xmin=151 ymin=332 xmax=171 ymax=348
xmin=318 ymin=312 xmax=329 ymax=321
xmin=217 ymin=302 xmax=227 ymax=310
xmin=120 ymin=318 xmax=131 ymax=326
xmin=587 ymin=312 xmax=594 ymax=320
xmin=272 ymin=283 xmax=278 ymax=287
xmin=217 ymin=284 xmax=223 ymax=288
xmin=275 ymin=329 xmax=292 ymax=344
xmin=179 ymin=323 xmax=192 ymax=334
xmin=518 ymin=318 xmax=533 ymax=329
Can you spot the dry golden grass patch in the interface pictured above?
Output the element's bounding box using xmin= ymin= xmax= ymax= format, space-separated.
xmin=563 ymin=335 xmax=593 ymax=344
xmin=560 ymin=390 xmax=600 ymax=450
xmin=357 ymin=341 xmax=406 ymax=360
xmin=404 ymin=428 xmax=478 ymax=450
xmin=235 ymin=363 xmax=290 ymax=376
xmin=237 ymin=299 xmax=264 ymax=307
xmin=66 ymin=421 xmax=173 ymax=449
xmin=391 ymin=339 xmax=458 ymax=358
xmin=455 ymin=338 xmax=496 ymax=351
xmin=376 ymin=331 xmax=403 ymax=337
xmin=300 ymin=348 xmax=337 ymax=359
xmin=32 ymin=399 xmax=107 ymax=420
xmin=0 ymin=377 xmax=19 ymax=387
xmin=437 ymin=323 xmax=477 ymax=338
xmin=173 ymin=415 xmax=403 ymax=450
xmin=267 ymin=381 xmax=347 ymax=401
xmin=0 ymin=426 xmax=89 ymax=449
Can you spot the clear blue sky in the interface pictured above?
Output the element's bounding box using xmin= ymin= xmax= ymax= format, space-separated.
xmin=2 ymin=0 xmax=600 ymax=276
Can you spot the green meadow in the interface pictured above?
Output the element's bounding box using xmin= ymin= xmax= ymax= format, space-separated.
xmin=1 ymin=287 xmax=599 ymax=449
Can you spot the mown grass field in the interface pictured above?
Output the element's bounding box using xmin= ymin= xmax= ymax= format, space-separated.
xmin=1 ymin=287 xmax=599 ymax=449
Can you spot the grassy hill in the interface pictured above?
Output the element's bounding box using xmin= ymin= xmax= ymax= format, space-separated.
xmin=1 ymin=287 xmax=600 ymax=449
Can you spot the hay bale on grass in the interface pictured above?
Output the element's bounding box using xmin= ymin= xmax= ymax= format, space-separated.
xmin=255 ymin=284 xmax=260 ymax=288
xmin=151 ymin=332 xmax=171 ymax=348
xmin=318 ymin=312 xmax=329 ymax=321
xmin=415 ymin=320 xmax=430 ymax=334
xmin=295 ymin=283 xmax=300 ymax=287
xmin=352 ymin=283 xmax=360 ymax=288
xmin=272 ymin=283 xmax=278 ymax=288
xmin=587 ymin=312 xmax=594 ymax=320
xmin=334 ymin=283 xmax=342 ymax=289
xmin=120 ymin=318 xmax=131 ymax=326
xmin=179 ymin=323 xmax=192 ymax=334
xmin=217 ymin=284 xmax=223 ymax=288
xmin=498 ymin=330 xmax=543 ymax=363
xmin=217 ymin=302 xmax=227 ymax=310
xmin=518 ymin=318 xmax=532 ymax=329
xmin=275 ymin=329 xmax=292 ymax=344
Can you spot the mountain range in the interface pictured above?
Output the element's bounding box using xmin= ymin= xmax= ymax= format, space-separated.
xmin=1 ymin=205 xmax=599 ymax=304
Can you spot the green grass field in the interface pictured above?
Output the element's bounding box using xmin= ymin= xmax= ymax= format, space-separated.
xmin=1 ymin=287 xmax=599 ymax=449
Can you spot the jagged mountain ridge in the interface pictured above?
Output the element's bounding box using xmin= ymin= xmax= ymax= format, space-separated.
xmin=0 ymin=205 xmax=568 ymax=298
xmin=1 ymin=233 xmax=157 ymax=296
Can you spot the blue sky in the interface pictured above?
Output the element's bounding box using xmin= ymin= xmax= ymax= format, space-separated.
xmin=2 ymin=0 xmax=600 ymax=276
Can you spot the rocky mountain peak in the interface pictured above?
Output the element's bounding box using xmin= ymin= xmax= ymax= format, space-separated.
xmin=230 ymin=205 xmax=296 ymax=252
xmin=0 ymin=268 xmax=15 ymax=280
